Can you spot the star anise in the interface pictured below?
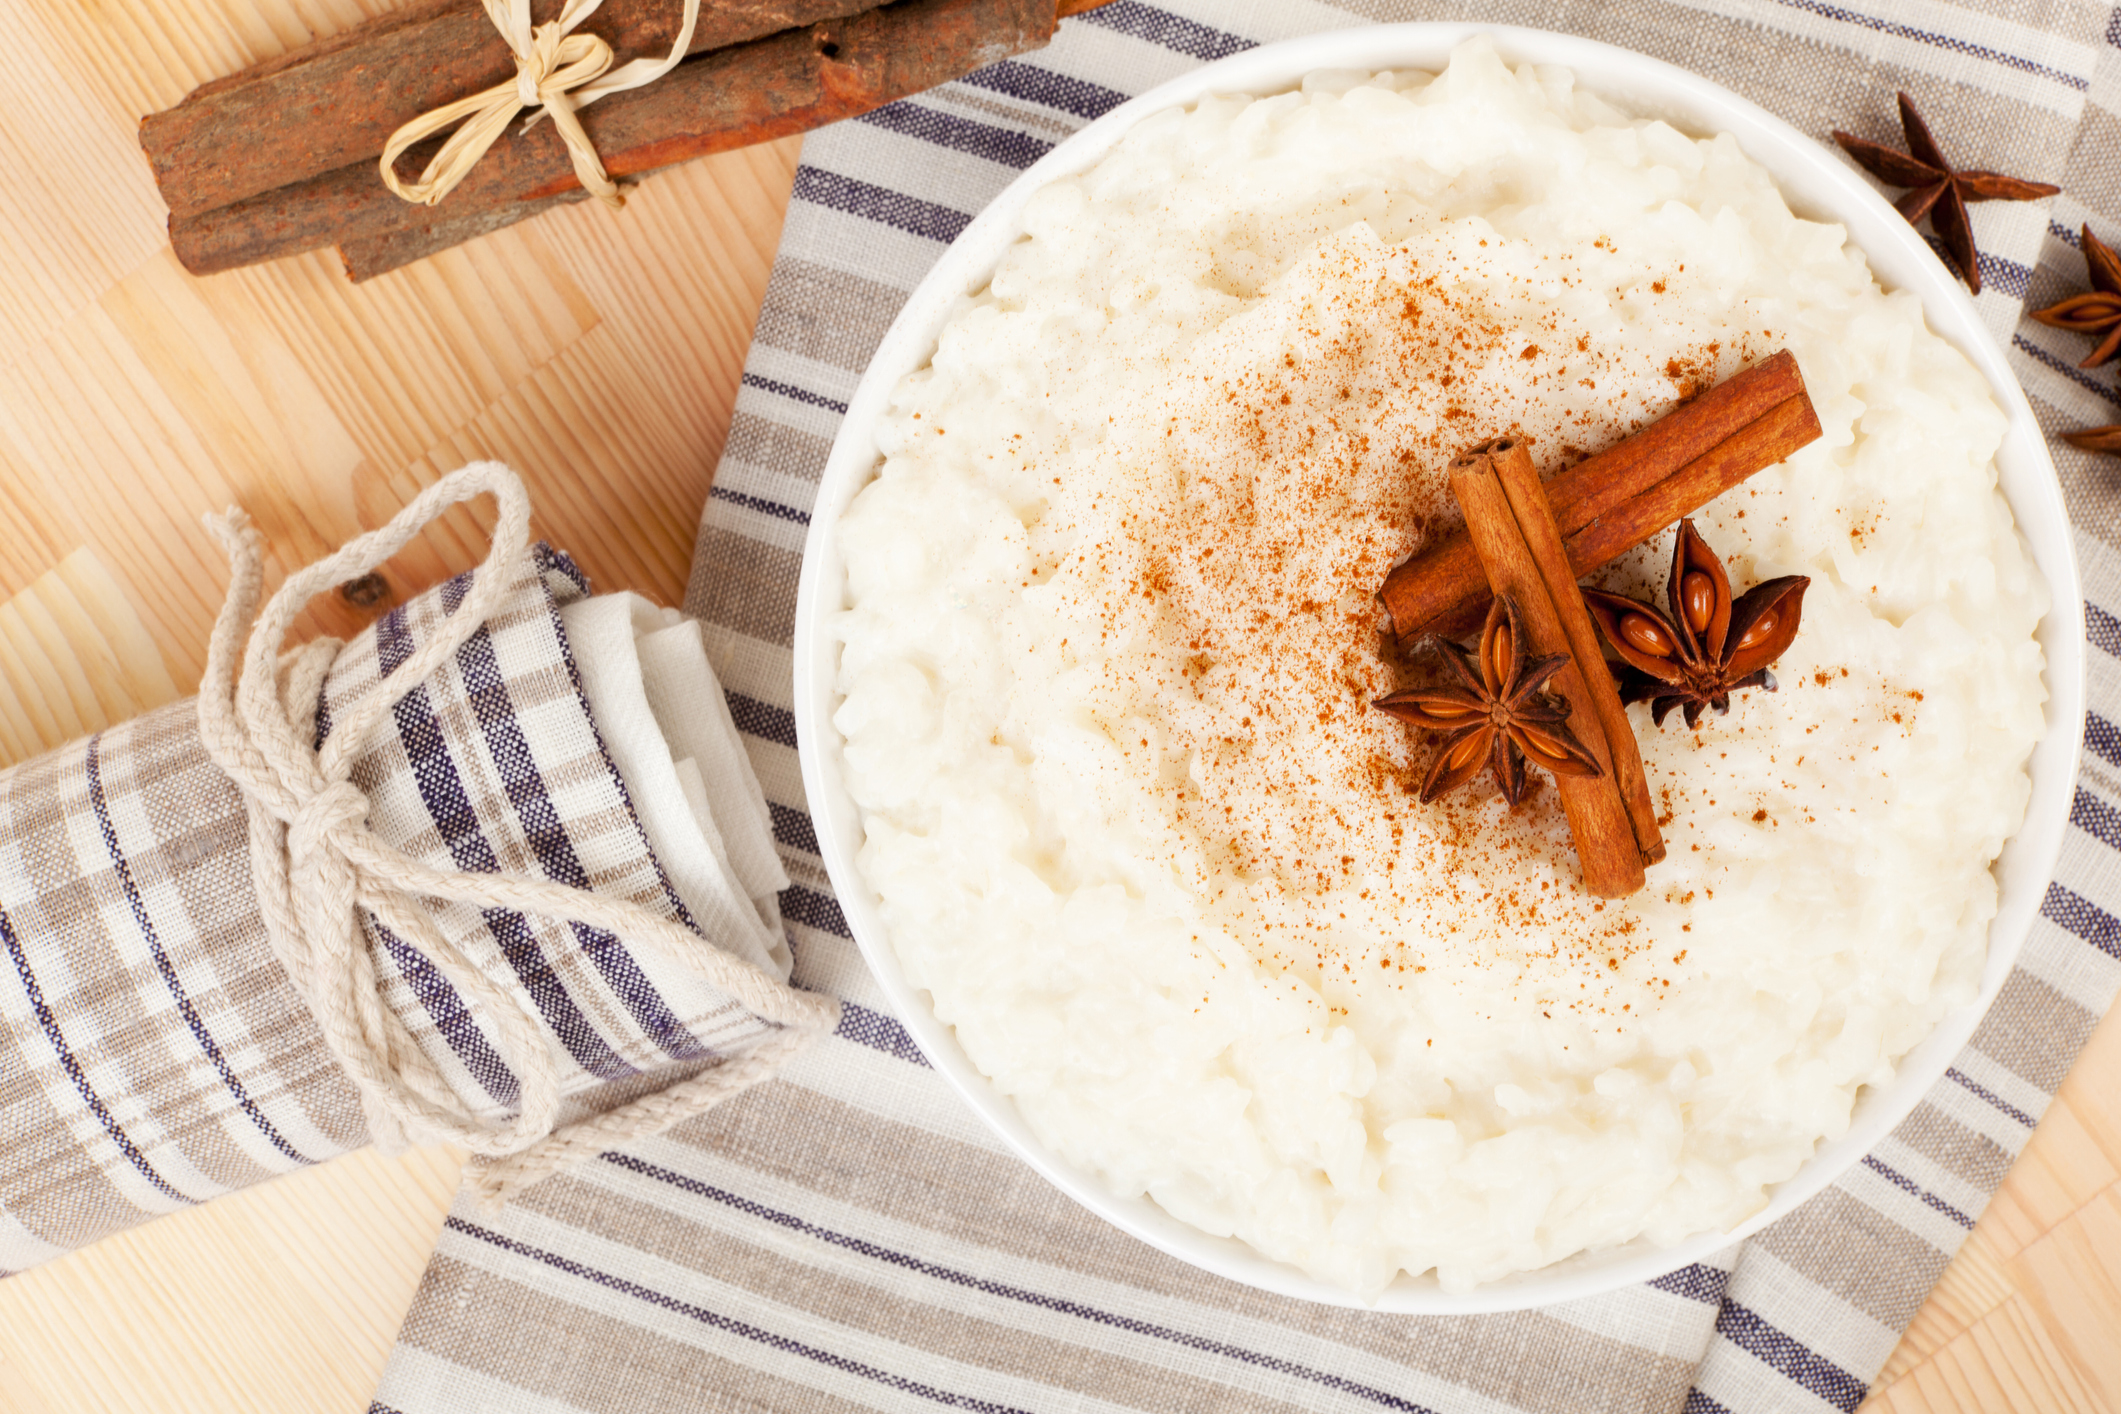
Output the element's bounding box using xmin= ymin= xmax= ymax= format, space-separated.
xmin=2031 ymin=224 xmax=2121 ymax=367
xmin=1832 ymin=93 xmax=2059 ymax=296
xmin=2062 ymin=426 xmax=2121 ymax=457
xmin=1581 ymin=520 xmax=1810 ymax=730
xmin=1375 ymin=596 xmax=1603 ymax=806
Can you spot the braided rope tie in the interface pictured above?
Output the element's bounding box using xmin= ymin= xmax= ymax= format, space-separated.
xmin=379 ymin=0 xmax=702 ymax=210
xmin=195 ymin=463 xmax=839 ymax=1207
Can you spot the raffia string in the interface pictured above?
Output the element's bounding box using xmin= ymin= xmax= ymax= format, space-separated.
xmin=378 ymin=0 xmax=701 ymax=209
xmin=195 ymin=463 xmax=839 ymax=1206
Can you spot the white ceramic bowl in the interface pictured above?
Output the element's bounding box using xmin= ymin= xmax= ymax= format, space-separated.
xmin=792 ymin=24 xmax=2087 ymax=1312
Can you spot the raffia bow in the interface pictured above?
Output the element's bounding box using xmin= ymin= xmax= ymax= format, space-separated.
xmin=379 ymin=0 xmax=701 ymax=210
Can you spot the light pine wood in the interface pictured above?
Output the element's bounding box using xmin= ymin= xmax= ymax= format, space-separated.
xmin=1860 ymin=1004 xmax=2121 ymax=1414
xmin=0 ymin=0 xmax=2113 ymax=1409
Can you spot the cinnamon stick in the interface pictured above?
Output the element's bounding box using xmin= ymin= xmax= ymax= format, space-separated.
xmin=170 ymin=0 xmax=1056 ymax=277
xmin=1450 ymin=449 xmax=1646 ymax=899
xmin=338 ymin=190 xmax=591 ymax=282
xmin=1563 ymin=394 xmax=1817 ymax=580
xmin=1486 ymin=437 xmax=1664 ymax=867
xmin=141 ymin=0 xmax=891 ymax=220
xmin=1381 ymin=350 xmax=1818 ymax=641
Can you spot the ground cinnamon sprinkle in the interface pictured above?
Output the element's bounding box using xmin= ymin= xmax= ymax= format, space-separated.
xmin=1036 ymin=228 xmax=1766 ymax=1017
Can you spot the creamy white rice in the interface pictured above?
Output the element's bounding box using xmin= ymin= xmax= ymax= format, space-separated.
xmin=831 ymin=40 xmax=2050 ymax=1293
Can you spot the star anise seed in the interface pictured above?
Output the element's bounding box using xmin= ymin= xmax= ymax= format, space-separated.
xmin=1375 ymin=595 xmax=1604 ymax=806
xmin=1582 ymin=520 xmax=1811 ymax=730
xmin=2030 ymin=225 xmax=2121 ymax=367
xmin=2062 ymin=426 xmax=2121 ymax=456
xmin=1832 ymin=92 xmax=2059 ymax=296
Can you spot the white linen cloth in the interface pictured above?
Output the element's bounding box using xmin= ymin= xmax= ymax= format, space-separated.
xmin=562 ymin=592 xmax=793 ymax=981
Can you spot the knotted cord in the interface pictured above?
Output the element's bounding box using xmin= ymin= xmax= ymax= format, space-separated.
xmin=195 ymin=463 xmax=838 ymax=1205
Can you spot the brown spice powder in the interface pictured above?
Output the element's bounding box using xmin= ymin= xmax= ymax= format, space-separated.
xmin=1039 ymin=227 xmax=1769 ymax=1019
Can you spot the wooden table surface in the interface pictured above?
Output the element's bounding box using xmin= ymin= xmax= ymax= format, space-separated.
xmin=0 ymin=1 xmax=2115 ymax=1410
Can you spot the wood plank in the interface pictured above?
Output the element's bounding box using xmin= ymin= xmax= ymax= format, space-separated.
xmin=1861 ymin=1002 xmax=2121 ymax=1413
xmin=1865 ymin=1294 xmax=2109 ymax=1414
xmin=1875 ymin=1223 xmax=2017 ymax=1388
xmin=0 ymin=0 xmax=171 ymax=358
xmin=0 ymin=550 xmax=183 ymax=757
xmin=2010 ymin=1185 xmax=2121 ymax=1410
xmin=1979 ymin=1097 xmax=2121 ymax=1260
xmin=0 ymin=1148 xmax=465 ymax=1414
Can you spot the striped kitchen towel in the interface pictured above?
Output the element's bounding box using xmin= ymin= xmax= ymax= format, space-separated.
xmin=0 ymin=534 xmax=795 ymax=1269
xmin=368 ymin=3 xmax=2121 ymax=1412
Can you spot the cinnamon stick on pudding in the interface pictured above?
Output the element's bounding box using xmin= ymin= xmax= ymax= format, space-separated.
xmin=1450 ymin=446 xmax=1648 ymax=899
xmin=1486 ymin=438 xmax=1665 ymax=867
xmin=1380 ymin=350 xmax=1821 ymax=641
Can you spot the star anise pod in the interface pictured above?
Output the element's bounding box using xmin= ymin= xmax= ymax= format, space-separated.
xmin=1581 ymin=520 xmax=1811 ymax=730
xmin=2030 ymin=225 xmax=2121 ymax=367
xmin=1832 ymin=93 xmax=2059 ymax=296
xmin=2062 ymin=426 xmax=2121 ymax=457
xmin=1375 ymin=596 xmax=1603 ymax=806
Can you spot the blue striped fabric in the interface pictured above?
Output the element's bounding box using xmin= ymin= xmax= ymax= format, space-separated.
xmin=369 ymin=4 xmax=2121 ymax=1413
xmin=80 ymin=735 xmax=310 ymax=1170
xmin=0 ymin=540 xmax=793 ymax=1267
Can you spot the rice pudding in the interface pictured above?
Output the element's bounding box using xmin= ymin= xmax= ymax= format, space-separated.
xmin=830 ymin=39 xmax=2049 ymax=1293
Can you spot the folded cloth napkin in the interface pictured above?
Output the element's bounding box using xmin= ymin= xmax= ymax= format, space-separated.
xmin=558 ymin=592 xmax=795 ymax=983
xmin=368 ymin=5 xmax=2121 ymax=1412
xmin=0 ymin=466 xmax=826 ymax=1269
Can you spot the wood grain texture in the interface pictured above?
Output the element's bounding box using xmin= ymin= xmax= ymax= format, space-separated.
xmin=0 ymin=0 xmax=2112 ymax=1409
xmin=1859 ymin=1005 xmax=2121 ymax=1414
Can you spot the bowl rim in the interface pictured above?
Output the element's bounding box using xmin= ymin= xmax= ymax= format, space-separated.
xmin=790 ymin=21 xmax=2089 ymax=1313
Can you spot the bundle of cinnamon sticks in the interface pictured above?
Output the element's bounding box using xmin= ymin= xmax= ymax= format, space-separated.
xmin=143 ymin=0 xmax=1105 ymax=280
xmin=1390 ymin=352 xmax=1822 ymax=897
